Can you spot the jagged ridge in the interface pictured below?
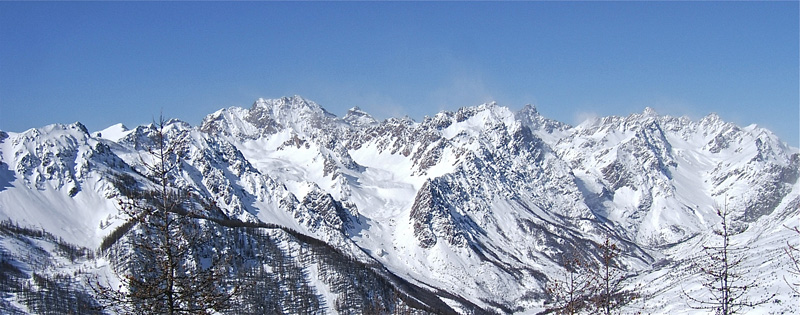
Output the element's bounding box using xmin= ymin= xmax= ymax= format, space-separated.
xmin=0 ymin=96 xmax=797 ymax=314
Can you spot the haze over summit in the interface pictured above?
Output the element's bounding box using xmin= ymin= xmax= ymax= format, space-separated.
xmin=0 ymin=1 xmax=797 ymax=146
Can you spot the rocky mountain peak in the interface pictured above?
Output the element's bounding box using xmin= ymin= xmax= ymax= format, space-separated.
xmin=455 ymin=101 xmax=509 ymax=120
xmin=249 ymin=96 xmax=338 ymax=134
xmin=699 ymin=112 xmax=723 ymax=127
xmin=253 ymin=95 xmax=335 ymax=119
xmin=343 ymin=106 xmax=378 ymax=128
xmin=516 ymin=103 xmax=571 ymax=136
xmin=198 ymin=96 xmax=345 ymax=139
xmin=3 ymin=122 xmax=98 ymax=196
xmin=1 ymin=95 xmax=798 ymax=314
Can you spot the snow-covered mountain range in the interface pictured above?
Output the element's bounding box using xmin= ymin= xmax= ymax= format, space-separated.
xmin=1 ymin=95 xmax=797 ymax=314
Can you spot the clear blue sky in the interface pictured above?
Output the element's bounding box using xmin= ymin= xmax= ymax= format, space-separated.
xmin=1 ymin=2 xmax=798 ymax=146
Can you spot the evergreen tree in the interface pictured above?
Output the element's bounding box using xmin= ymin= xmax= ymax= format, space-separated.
xmin=91 ymin=116 xmax=236 ymax=315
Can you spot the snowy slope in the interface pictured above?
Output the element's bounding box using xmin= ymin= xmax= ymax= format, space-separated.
xmin=0 ymin=123 xmax=126 ymax=247
xmin=0 ymin=96 xmax=797 ymax=314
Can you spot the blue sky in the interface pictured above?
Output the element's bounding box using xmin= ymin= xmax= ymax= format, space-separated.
xmin=1 ymin=2 xmax=798 ymax=146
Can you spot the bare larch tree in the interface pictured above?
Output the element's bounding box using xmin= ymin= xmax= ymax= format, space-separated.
xmin=592 ymin=236 xmax=638 ymax=315
xmin=784 ymin=225 xmax=800 ymax=294
xmin=684 ymin=203 xmax=774 ymax=315
xmin=91 ymin=116 xmax=236 ymax=315
xmin=546 ymin=252 xmax=595 ymax=315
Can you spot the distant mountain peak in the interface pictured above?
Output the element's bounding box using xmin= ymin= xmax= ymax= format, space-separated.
xmin=95 ymin=123 xmax=131 ymax=142
xmin=2 ymin=95 xmax=798 ymax=314
xmin=253 ymin=95 xmax=333 ymax=116
xmin=516 ymin=103 xmax=570 ymax=136
xmin=38 ymin=122 xmax=90 ymax=135
xmin=521 ymin=103 xmax=538 ymax=113
xmin=198 ymin=96 xmax=347 ymax=139
xmin=642 ymin=106 xmax=658 ymax=117
xmin=343 ymin=106 xmax=378 ymax=128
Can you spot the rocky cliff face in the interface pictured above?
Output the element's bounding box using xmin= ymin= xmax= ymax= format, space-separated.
xmin=1 ymin=96 xmax=797 ymax=314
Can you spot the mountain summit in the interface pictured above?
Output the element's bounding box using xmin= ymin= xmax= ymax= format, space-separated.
xmin=0 ymin=96 xmax=797 ymax=314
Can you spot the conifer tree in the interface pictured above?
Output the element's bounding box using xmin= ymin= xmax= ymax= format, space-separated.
xmin=545 ymin=237 xmax=638 ymax=315
xmin=591 ymin=236 xmax=638 ymax=315
xmin=546 ymin=251 xmax=594 ymax=315
xmin=784 ymin=226 xmax=800 ymax=294
xmin=683 ymin=203 xmax=774 ymax=315
xmin=91 ymin=116 xmax=236 ymax=315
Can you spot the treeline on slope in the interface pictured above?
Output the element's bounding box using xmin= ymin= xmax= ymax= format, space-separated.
xmin=0 ymin=220 xmax=103 ymax=314
xmin=540 ymin=203 xmax=796 ymax=315
xmin=0 ymin=214 xmax=452 ymax=314
xmin=94 ymin=116 xmax=468 ymax=314
xmin=1 ymin=116 xmax=467 ymax=315
xmin=101 ymin=213 xmax=463 ymax=314
xmin=1 ymin=219 xmax=95 ymax=263
xmin=0 ymin=210 xmax=464 ymax=314
xmin=100 ymin=173 xmax=465 ymax=314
